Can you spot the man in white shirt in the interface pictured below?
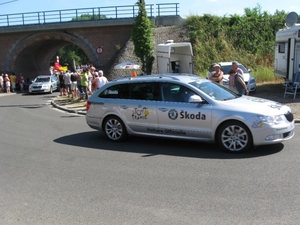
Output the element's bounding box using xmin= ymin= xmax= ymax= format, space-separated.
xmin=97 ymin=70 xmax=108 ymax=89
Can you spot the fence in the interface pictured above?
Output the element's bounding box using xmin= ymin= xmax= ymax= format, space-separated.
xmin=0 ymin=3 xmax=179 ymax=27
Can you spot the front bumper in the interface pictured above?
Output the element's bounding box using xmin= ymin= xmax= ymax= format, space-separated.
xmin=29 ymin=87 xmax=51 ymax=93
xmin=251 ymin=121 xmax=295 ymax=146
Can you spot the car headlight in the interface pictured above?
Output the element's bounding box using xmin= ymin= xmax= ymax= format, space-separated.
xmin=249 ymin=76 xmax=256 ymax=84
xmin=258 ymin=115 xmax=284 ymax=125
xmin=42 ymin=84 xmax=50 ymax=88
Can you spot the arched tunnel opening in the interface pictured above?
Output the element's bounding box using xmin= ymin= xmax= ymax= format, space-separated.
xmin=13 ymin=39 xmax=90 ymax=80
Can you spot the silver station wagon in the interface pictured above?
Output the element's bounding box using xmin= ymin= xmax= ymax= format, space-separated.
xmin=85 ymin=74 xmax=294 ymax=152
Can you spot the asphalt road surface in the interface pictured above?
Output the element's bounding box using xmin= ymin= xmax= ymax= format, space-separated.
xmin=1 ymin=92 xmax=300 ymax=224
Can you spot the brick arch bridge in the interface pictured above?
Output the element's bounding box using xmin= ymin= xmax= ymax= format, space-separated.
xmin=0 ymin=4 xmax=182 ymax=79
xmin=0 ymin=22 xmax=134 ymax=79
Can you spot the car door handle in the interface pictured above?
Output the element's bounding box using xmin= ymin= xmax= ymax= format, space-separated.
xmin=159 ymin=108 xmax=169 ymax=112
xmin=120 ymin=105 xmax=128 ymax=109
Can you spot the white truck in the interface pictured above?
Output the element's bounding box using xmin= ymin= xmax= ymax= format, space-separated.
xmin=274 ymin=12 xmax=300 ymax=81
xmin=156 ymin=40 xmax=194 ymax=74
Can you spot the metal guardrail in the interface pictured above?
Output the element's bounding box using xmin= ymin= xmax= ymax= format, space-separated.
xmin=0 ymin=3 xmax=179 ymax=27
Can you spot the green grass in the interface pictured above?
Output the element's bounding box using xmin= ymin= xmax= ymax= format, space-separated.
xmin=251 ymin=66 xmax=282 ymax=83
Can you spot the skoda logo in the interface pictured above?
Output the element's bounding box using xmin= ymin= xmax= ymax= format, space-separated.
xmin=168 ymin=109 xmax=178 ymax=120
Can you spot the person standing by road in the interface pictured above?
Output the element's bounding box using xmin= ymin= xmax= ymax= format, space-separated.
xmin=80 ymin=68 xmax=89 ymax=100
xmin=92 ymin=72 xmax=99 ymax=91
xmin=10 ymin=73 xmax=16 ymax=92
xmin=209 ymin=63 xmax=223 ymax=85
xmin=58 ymin=72 xmax=65 ymax=96
xmin=228 ymin=69 xmax=248 ymax=95
xmin=4 ymin=74 xmax=10 ymax=93
xmin=87 ymin=66 xmax=95 ymax=95
xmin=232 ymin=61 xmax=244 ymax=76
xmin=63 ymin=70 xmax=72 ymax=97
xmin=18 ymin=73 xmax=24 ymax=92
xmin=0 ymin=73 xmax=3 ymax=93
xmin=70 ymin=72 xmax=78 ymax=98
xmin=76 ymin=71 xmax=82 ymax=98
xmin=97 ymin=70 xmax=108 ymax=89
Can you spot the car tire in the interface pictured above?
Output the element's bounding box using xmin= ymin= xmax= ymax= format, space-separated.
xmin=103 ymin=116 xmax=127 ymax=142
xmin=49 ymin=87 xmax=53 ymax=94
xmin=217 ymin=121 xmax=252 ymax=153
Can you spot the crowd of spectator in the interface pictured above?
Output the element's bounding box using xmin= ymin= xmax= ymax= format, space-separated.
xmin=56 ymin=65 xmax=108 ymax=100
xmin=0 ymin=72 xmax=26 ymax=93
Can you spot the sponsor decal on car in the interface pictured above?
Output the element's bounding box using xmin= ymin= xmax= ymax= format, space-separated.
xmin=168 ymin=109 xmax=178 ymax=120
xmin=245 ymin=97 xmax=268 ymax=103
xmin=252 ymin=120 xmax=264 ymax=128
xmin=168 ymin=109 xmax=206 ymax=120
xmin=180 ymin=110 xmax=206 ymax=120
xmin=269 ymin=103 xmax=283 ymax=110
xmin=132 ymin=106 xmax=149 ymax=120
xmin=146 ymin=127 xmax=186 ymax=135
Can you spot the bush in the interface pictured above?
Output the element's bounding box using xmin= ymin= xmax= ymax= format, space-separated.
xmin=185 ymin=5 xmax=288 ymax=81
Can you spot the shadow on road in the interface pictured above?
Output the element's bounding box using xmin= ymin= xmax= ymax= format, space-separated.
xmin=53 ymin=131 xmax=283 ymax=159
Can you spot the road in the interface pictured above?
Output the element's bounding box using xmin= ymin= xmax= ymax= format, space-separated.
xmin=1 ymin=92 xmax=300 ymax=224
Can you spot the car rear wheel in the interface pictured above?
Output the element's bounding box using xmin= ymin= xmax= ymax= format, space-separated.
xmin=217 ymin=121 xmax=252 ymax=153
xmin=103 ymin=116 xmax=127 ymax=141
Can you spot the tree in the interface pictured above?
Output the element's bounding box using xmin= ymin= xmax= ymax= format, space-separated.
xmin=131 ymin=1 xmax=154 ymax=74
xmin=71 ymin=13 xmax=107 ymax=21
xmin=52 ymin=45 xmax=89 ymax=71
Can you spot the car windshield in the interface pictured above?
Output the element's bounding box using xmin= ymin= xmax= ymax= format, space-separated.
xmin=209 ymin=64 xmax=248 ymax=74
xmin=34 ymin=77 xmax=50 ymax=82
xmin=189 ymin=80 xmax=238 ymax=101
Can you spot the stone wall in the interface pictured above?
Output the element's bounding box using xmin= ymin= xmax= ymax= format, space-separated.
xmin=107 ymin=25 xmax=190 ymax=80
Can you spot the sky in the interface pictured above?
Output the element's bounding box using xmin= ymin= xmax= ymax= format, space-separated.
xmin=0 ymin=0 xmax=300 ymax=19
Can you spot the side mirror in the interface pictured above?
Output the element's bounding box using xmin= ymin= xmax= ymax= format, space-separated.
xmin=188 ymin=95 xmax=205 ymax=103
xmin=248 ymin=69 xmax=251 ymax=72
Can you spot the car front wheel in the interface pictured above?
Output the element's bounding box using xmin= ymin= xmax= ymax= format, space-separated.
xmin=49 ymin=86 xmax=53 ymax=94
xmin=103 ymin=116 xmax=127 ymax=141
xmin=217 ymin=121 xmax=252 ymax=153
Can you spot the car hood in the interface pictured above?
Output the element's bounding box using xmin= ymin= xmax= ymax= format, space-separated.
xmin=222 ymin=95 xmax=292 ymax=116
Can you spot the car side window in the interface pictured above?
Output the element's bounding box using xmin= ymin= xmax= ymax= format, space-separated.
xmin=124 ymin=82 xmax=160 ymax=100
xmin=99 ymin=84 xmax=124 ymax=98
xmin=99 ymin=83 xmax=160 ymax=100
xmin=161 ymin=83 xmax=196 ymax=103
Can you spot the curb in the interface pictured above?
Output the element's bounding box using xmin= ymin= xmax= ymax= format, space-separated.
xmin=51 ymin=100 xmax=86 ymax=115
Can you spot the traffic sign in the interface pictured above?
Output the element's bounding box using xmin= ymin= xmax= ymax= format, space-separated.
xmin=96 ymin=46 xmax=103 ymax=54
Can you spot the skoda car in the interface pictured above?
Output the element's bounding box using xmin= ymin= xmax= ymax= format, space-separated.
xmin=85 ymin=74 xmax=294 ymax=153
xmin=207 ymin=62 xmax=257 ymax=92
xmin=29 ymin=75 xmax=59 ymax=94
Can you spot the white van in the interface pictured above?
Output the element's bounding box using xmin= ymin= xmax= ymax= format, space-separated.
xmin=274 ymin=12 xmax=300 ymax=81
xmin=156 ymin=40 xmax=194 ymax=74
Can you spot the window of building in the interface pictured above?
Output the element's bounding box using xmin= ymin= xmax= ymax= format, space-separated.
xmin=278 ymin=43 xmax=285 ymax=53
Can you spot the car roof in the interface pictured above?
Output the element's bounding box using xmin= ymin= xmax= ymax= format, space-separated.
xmin=111 ymin=73 xmax=203 ymax=84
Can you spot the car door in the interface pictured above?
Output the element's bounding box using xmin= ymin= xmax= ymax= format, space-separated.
xmin=117 ymin=82 xmax=160 ymax=134
xmin=51 ymin=76 xmax=57 ymax=90
xmin=157 ymin=82 xmax=212 ymax=140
